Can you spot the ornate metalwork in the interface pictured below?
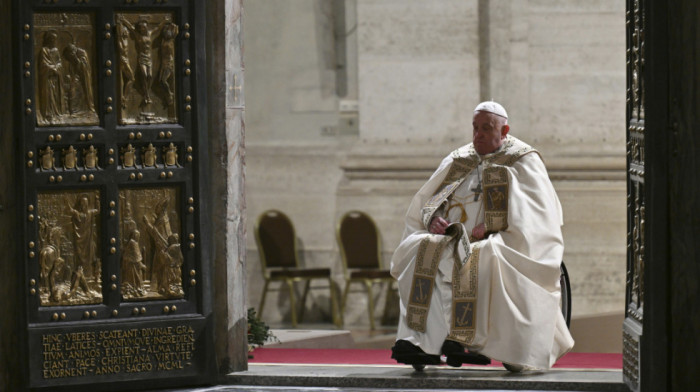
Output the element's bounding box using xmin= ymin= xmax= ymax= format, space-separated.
xmin=626 ymin=0 xmax=646 ymax=323
xmin=37 ymin=191 xmax=102 ymax=306
xmin=115 ymin=12 xmax=179 ymax=125
xmin=120 ymin=143 xmax=136 ymax=167
xmin=142 ymin=143 xmax=157 ymax=167
xmin=163 ymin=142 xmax=179 ymax=167
xmin=629 ymin=0 xmax=645 ymax=122
xmin=623 ymin=329 xmax=640 ymax=389
xmin=62 ymin=145 xmax=77 ymax=170
xmin=625 ymin=2 xmax=645 ymax=390
xmin=83 ymin=145 xmax=98 ymax=169
xmin=119 ymin=188 xmax=184 ymax=301
xmin=33 ymin=12 xmax=98 ymax=127
xmin=39 ymin=146 xmax=55 ymax=171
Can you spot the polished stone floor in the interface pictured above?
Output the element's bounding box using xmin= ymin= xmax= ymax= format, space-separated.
xmin=146 ymin=363 xmax=625 ymax=392
xmin=154 ymin=387 xmax=583 ymax=392
xmin=148 ymin=326 xmax=627 ymax=392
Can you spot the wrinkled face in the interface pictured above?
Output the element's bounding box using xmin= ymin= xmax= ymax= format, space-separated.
xmin=472 ymin=111 xmax=509 ymax=155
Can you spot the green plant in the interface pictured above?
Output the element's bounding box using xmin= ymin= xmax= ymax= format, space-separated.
xmin=247 ymin=308 xmax=277 ymax=348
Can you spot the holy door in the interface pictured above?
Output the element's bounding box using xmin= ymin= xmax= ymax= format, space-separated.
xmin=623 ymin=0 xmax=645 ymax=390
xmin=16 ymin=1 xmax=214 ymax=390
xmin=625 ymin=0 xmax=700 ymax=389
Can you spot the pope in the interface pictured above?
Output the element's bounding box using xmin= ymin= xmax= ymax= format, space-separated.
xmin=390 ymin=101 xmax=574 ymax=371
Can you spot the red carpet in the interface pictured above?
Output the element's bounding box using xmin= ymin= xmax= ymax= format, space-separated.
xmin=249 ymin=348 xmax=622 ymax=370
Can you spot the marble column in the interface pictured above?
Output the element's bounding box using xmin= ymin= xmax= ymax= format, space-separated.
xmin=207 ymin=0 xmax=248 ymax=375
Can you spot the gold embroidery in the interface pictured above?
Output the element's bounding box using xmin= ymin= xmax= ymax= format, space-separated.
xmin=448 ymin=246 xmax=480 ymax=344
xmin=421 ymin=156 xmax=478 ymax=228
xmin=406 ymin=234 xmax=451 ymax=333
xmin=483 ymin=166 xmax=509 ymax=233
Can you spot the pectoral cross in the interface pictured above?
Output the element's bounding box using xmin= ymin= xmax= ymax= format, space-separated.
xmin=471 ymin=182 xmax=482 ymax=202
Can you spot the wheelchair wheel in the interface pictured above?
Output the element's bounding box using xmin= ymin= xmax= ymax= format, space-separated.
xmin=560 ymin=262 xmax=572 ymax=328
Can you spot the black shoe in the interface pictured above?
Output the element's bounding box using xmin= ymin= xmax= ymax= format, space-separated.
xmin=441 ymin=340 xmax=491 ymax=367
xmin=503 ymin=362 xmax=524 ymax=372
xmin=391 ymin=340 xmax=441 ymax=366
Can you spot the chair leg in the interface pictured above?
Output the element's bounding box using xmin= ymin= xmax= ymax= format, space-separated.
xmin=259 ymin=280 xmax=270 ymax=317
xmin=298 ymin=280 xmax=311 ymax=324
xmin=286 ymin=279 xmax=297 ymax=327
xmin=329 ymin=277 xmax=341 ymax=327
xmin=365 ymin=280 xmax=376 ymax=330
xmin=380 ymin=280 xmax=395 ymax=326
xmin=341 ymin=280 xmax=351 ymax=324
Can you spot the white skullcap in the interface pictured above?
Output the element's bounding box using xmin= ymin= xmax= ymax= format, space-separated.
xmin=474 ymin=101 xmax=508 ymax=119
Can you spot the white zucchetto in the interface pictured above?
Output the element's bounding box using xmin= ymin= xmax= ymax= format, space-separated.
xmin=474 ymin=101 xmax=508 ymax=119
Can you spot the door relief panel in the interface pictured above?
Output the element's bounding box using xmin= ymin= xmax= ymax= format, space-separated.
xmin=37 ymin=190 xmax=102 ymax=306
xmin=34 ymin=12 xmax=99 ymax=127
xmin=119 ymin=187 xmax=184 ymax=301
xmin=116 ymin=12 xmax=179 ymax=125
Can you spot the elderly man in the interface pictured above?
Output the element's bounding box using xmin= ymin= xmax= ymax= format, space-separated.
xmin=390 ymin=101 xmax=574 ymax=371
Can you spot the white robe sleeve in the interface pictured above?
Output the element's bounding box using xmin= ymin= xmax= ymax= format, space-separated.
xmin=471 ymin=153 xmax=573 ymax=368
xmin=390 ymin=153 xmax=454 ymax=278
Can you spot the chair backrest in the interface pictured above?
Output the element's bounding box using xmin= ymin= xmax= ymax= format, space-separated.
xmin=337 ymin=211 xmax=383 ymax=273
xmin=255 ymin=210 xmax=299 ymax=272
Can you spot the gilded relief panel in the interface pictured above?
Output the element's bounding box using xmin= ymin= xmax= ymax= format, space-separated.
xmin=37 ymin=190 xmax=102 ymax=306
xmin=115 ymin=12 xmax=179 ymax=125
xmin=119 ymin=187 xmax=184 ymax=301
xmin=33 ymin=13 xmax=99 ymax=127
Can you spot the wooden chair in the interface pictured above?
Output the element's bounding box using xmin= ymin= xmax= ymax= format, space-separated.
xmin=255 ymin=209 xmax=340 ymax=327
xmin=336 ymin=210 xmax=395 ymax=330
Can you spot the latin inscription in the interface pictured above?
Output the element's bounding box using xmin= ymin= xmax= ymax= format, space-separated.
xmin=41 ymin=326 xmax=195 ymax=379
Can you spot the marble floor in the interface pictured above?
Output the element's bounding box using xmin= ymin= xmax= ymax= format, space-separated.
xmin=146 ymin=325 xmax=626 ymax=392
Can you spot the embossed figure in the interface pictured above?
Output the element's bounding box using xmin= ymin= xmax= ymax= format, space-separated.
xmin=142 ymin=198 xmax=181 ymax=295
xmin=39 ymin=218 xmax=64 ymax=299
xmin=68 ymin=265 xmax=91 ymax=298
xmin=62 ymin=43 xmax=96 ymax=115
xmin=48 ymin=255 xmax=68 ymax=302
xmin=62 ymin=145 xmax=78 ymax=170
xmin=83 ymin=145 xmax=99 ymax=169
xmin=37 ymin=31 xmax=65 ymax=125
xmin=67 ymin=195 xmax=100 ymax=277
xmin=142 ymin=143 xmax=157 ymax=167
xmin=121 ymin=143 xmax=136 ymax=167
xmin=40 ymin=146 xmax=55 ymax=171
xmin=116 ymin=20 xmax=135 ymax=109
xmin=164 ymin=233 xmax=184 ymax=292
xmin=120 ymin=197 xmax=138 ymax=240
xmin=121 ymin=228 xmax=147 ymax=297
xmin=118 ymin=14 xmax=170 ymax=108
xmin=158 ymin=22 xmax=179 ymax=107
xmin=142 ymin=214 xmax=168 ymax=295
xmin=163 ymin=142 xmax=179 ymax=166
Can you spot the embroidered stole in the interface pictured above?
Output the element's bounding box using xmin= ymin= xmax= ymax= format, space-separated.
xmin=407 ymin=136 xmax=535 ymax=343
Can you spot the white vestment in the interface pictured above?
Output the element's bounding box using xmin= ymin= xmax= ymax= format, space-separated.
xmin=391 ymin=135 xmax=574 ymax=369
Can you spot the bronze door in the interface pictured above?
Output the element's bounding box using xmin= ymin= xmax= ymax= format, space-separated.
xmin=624 ymin=1 xmax=645 ymax=390
xmin=17 ymin=1 xmax=214 ymax=389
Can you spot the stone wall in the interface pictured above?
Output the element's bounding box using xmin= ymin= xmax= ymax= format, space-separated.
xmin=244 ymin=0 xmax=627 ymax=326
